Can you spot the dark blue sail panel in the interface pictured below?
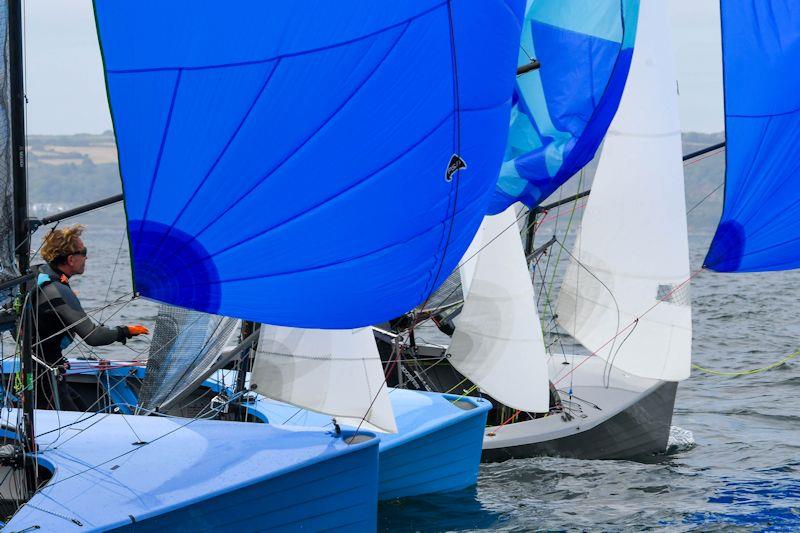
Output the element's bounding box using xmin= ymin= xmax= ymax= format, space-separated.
xmin=488 ymin=0 xmax=639 ymax=214
xmin=94 ymin=0 xmax=524 ymax=327
xmin=705 ymin=2 xmax=800 ymax=272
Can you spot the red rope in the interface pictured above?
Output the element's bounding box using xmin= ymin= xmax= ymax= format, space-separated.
xmin=490 ymin=268 xmax=704 ymax=435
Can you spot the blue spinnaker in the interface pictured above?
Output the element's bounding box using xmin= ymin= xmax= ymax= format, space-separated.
xmin=93 ymin=1 xmax=524 ymax=327
xmin=488 ymin=0 xmax=639 ymax=214
xmin=704 ymin=1 xmax=800 ymax=272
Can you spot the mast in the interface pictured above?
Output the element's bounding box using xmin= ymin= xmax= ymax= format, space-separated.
xmin=8 ymin=0 xmax=34 ymax=452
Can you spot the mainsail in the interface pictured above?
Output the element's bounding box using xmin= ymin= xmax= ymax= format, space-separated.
xmin=251 ymin=326 xmax=397 ymax=433
xmin=555 ymin=0 xmax=692 ymax=381
xmin=0 ymin=1 xmax=15 ymax=289
xmin=448 ymin=207 xmax=549 ymax=412
xmin=93 ymin=0 xmax=525 ymax=328
xmin=704 ymin=1 xmax=800 ymax=272
xmin=488 ymin=0 xmax=639 ymax=214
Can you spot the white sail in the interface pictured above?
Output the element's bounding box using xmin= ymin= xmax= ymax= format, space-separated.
xmin=448 ymin=207 xmax=550 ymax=412
xmin=251 ymin=326 xmax=397 ymax=433
xmin=555 ymin=0 xmax=692 ymax=381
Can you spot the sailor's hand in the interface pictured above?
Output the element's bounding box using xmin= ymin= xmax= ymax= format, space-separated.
xmin=126 ymin=324 xmax=150 ymax=337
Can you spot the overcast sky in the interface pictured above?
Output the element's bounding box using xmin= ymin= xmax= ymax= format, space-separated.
xmin=22 ymin=0 xmax=724 ymax=135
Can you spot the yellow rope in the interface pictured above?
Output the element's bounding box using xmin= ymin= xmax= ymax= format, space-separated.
xmin=445 ymin=377 xmax=469 ymax=395
xmin=451 ymin=384 xmax=478 ymax=403
xmin=692 ymin=349 xmax=800 ymax=376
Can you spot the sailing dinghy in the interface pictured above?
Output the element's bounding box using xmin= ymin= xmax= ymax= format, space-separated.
xmin=0 ymin=0 xmax=526 ymax=527
xmin=380 ymin=0 xmax=800 ymax=462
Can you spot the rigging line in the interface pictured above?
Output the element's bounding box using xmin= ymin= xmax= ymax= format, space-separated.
xmin=36 ymin=415 xmax=202 ymax=490
xmin=551 ymin=237 xmax=623 ymax=383
xmin=30 ymin=291 xmax=135 ymax=347
xmin=41 ymin=369 xmax=148 ymax=451
xmin=692 ymin=349 xmax=800 ymax=376
xmin=553 ymin=268 xmax=704 ymax=387
xmin=687 ymin=182 xmax=723 ymax=216
xmin=99 ymin=230 xmax=127 ymax=323
xmin=546 ymin=170 xmax=584 ymax=306
xmin=603 ymin=317 xmax=639 ymax=388
xmin=28 ymin=220 xmax=61 ymax=264
xmin=533 ymin=251 xmax=570 ymax=364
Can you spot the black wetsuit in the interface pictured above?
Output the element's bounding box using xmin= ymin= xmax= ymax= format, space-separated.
xmin=31 ymin=263 xmax=129 ymax=410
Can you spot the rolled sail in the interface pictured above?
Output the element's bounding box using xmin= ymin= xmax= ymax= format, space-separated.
xmin=488 ymin=0 xmax=639 ymax=214
xmin=0 ymin=2 xmax=16 ymax=291
xmin=93 ymin=0 xmax=524 ymax=327
xmin=704 ymin=2 xmax=800 ymax=272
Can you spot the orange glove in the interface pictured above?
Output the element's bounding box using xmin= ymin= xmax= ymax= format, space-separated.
xmin=126 ymin=325 xmax=150 ymax=337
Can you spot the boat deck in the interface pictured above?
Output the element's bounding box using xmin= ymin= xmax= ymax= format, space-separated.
xmin=3 ymin=409 xmax=378 ymax=531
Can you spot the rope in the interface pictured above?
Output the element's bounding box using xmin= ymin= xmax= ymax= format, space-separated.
xmin=692 ymin=349 xmax=800 ymax=376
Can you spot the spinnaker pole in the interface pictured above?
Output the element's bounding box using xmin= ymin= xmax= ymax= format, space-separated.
xmin=8 ymin=0 xmax=35 ymax=454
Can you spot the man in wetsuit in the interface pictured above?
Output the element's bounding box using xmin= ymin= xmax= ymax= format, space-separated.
xmin=32 ymin=224 xmax=149 ymax=410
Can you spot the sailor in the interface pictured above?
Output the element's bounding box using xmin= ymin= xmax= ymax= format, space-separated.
xmin=29 ymin=224 xmax=149 ymax=410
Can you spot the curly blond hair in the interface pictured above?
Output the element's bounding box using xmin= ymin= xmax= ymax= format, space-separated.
xmin=41 ymin=224 xmax=85 ymax=263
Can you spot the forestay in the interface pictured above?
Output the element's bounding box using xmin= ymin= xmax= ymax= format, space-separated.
xmin=250 ymin=326 xmax=397 ymax=433
xmin=448 ymin=207 xmax=549 ymax=412
xmin=93 ymin=0 xmax=524 ymax=328
xmin=488 ymin=0 xmax=639 ymax=214
xmin=704 ymin=1 xmax=800 ymax=272
xmin=556 ymin=0 xmax=691 ymax=381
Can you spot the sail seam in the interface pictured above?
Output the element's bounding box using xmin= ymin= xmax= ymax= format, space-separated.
xmin=186 ymin=200 xmax=477 ymax=284
xmin=420 ymin=0 xmax=463 ymax=304
xmin=141 ymin=59 xmax=282 ymax=265
xmin=104 ymin=3 xmax=446 ymax=74
xmin=150 ymin=21 xmax=413 ymax=266
xmin=204 ymin=111 xmax=453 ymax=261
xmin=137 ymin=69 xmax=183 ymax=234
xmin=260 ymin=352 xmax=378 ymax=361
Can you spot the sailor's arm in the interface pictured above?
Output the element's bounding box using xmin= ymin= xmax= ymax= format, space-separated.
xmin=51 ymin=285 xmax=147 ymax=346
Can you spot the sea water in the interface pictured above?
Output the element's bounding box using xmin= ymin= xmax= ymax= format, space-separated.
xmin=17 ymin=208 xmax=800 ymax=531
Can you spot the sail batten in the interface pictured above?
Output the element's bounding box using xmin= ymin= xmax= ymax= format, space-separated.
xmin=94 ymin=0 xmax=524 ymax=328
xmin=705 ymin=1 xmax=800 ymax=272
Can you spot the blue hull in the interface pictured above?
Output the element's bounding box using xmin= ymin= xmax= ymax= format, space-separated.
xmin=1 ymin=360 xmax=489 ymax=507
xmin=1 ymin=410 xmax=379 ymax=531
xmin=248 ymin=388 xmax=491 ymax=501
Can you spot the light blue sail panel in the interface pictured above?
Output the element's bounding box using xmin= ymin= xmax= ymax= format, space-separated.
xmin=704 ymin=2 xmax=800 ymax=272
xmin=488 ymin=0 xmax=639 ymax=214
xmin=93 ymin=0 xmax=524 ymax=327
